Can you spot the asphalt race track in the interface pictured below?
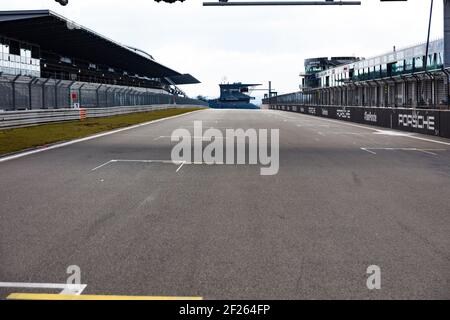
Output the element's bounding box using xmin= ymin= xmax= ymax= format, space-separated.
xmin=1 ymin=109 xmax=449 ymax=299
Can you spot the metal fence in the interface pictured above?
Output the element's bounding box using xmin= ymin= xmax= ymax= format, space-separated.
xmin=0 ymin=74 xmax=208 ymax=111
xmin=263 ymin=68 xmax=450 ymax=110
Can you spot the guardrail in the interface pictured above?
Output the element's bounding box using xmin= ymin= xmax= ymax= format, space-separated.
xmin=0 ymin=104 xmax=203 ymax=129
xmin=270 ymin=104 xmax=450 ymax=139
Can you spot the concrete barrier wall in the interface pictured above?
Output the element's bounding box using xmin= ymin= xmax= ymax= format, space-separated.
xmin=0 ymin=104 xmax=202 ymax=129
xmin=271 ymin=104 xmax=450 ymax=139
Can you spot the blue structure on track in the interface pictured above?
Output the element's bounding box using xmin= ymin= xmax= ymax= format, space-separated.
xmin=209 ymin=83 xmax=261 ymax=109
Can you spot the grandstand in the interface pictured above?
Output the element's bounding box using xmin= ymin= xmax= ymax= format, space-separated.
xmin=0 ymin=10 xmax=204 ymax=111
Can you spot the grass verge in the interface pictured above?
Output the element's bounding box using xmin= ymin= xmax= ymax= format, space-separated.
xmin=0 ymin=107 xmax=203 ymax=156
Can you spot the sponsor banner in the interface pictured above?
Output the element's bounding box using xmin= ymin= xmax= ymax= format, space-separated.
xmin=307 ymin=107 xmax=316 ymax=115
xmin=394 ymin=111 xmax=436 ymax=133
xmin=318 ymin=106 xmax=336 ymax=119
xmin=363 ymin=111 xmax=377 ymax=123
xmin=273 ymin=104 xmax=450 ymax=138
xmin=336 ymin=107 xmax=351 ymax=120
xmin=441 ymin=111 xmax=450 ymax=138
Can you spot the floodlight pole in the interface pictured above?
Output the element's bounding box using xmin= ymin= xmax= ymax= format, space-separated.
xmin=203 ymin=1 xmax=361 ymax=6
xmin=424 ymin=0 xmax=434 ymax=72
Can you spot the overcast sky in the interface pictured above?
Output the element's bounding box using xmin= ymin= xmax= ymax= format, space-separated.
xmin=2 ymin=0 xmax=445 ymax=99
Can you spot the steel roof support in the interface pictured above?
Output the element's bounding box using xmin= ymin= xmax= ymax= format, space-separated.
xmin=203 ymin=1 xmax=361 ymax=6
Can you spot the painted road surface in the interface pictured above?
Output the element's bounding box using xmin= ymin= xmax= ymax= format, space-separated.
xmin=1 ymin=109 xmax=449 ymax=299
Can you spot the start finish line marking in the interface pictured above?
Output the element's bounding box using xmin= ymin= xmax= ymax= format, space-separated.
xmin=1 ymin=282 xmax=203 ymax=300
xmin=0 ymin=282 xmax=87 ymax=295
xmin=7 ymin=293 xmax=203 ymax=301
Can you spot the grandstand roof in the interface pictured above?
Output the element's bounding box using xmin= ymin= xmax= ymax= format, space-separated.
xmin=0 ymin=10 xmax=200 ymax=84
xmin=168 ymin=74 xmax=203 ymax=85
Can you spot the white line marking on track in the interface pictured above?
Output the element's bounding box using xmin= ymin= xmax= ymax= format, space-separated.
xmin=179 ymin=126 xmax=232 ymax=130
xmin=360 ymin=147 xmax=445 ymax=155
xmin=91 ymin=160 xmax=115 ymax=171
xmin=154 ymin=136 xmax=224 ymax=141
xmin=176 ymin=161 xmax=186 ymax=173
xmin=0 ymin=282 xmax=87 ymax=295
xmin=92 ymin=159 xmax=178 ymax=171
xmin=416 ymin=149 xmax=439 ymax=156
xmin=91 ymin=159 xmax=236 ymax=172
xmin=59 ymin=285 xmax=87 ymax=295
xmin=373 ymin=130 xmax=412 ymax=137
xmin=0 ymin=110 xmax=205 ymax=164
xmin=327 ymin=132 xmax=370 ymax=135
xmin=401 ymin=135 xmax=450 ymax=146
xmin=297 ymin=124 xmax=330 ymax=128
xmin=361 ymin=148 xmax=377 ymax=155
xmin=113 ymin=159 xmax=178 ymax=164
